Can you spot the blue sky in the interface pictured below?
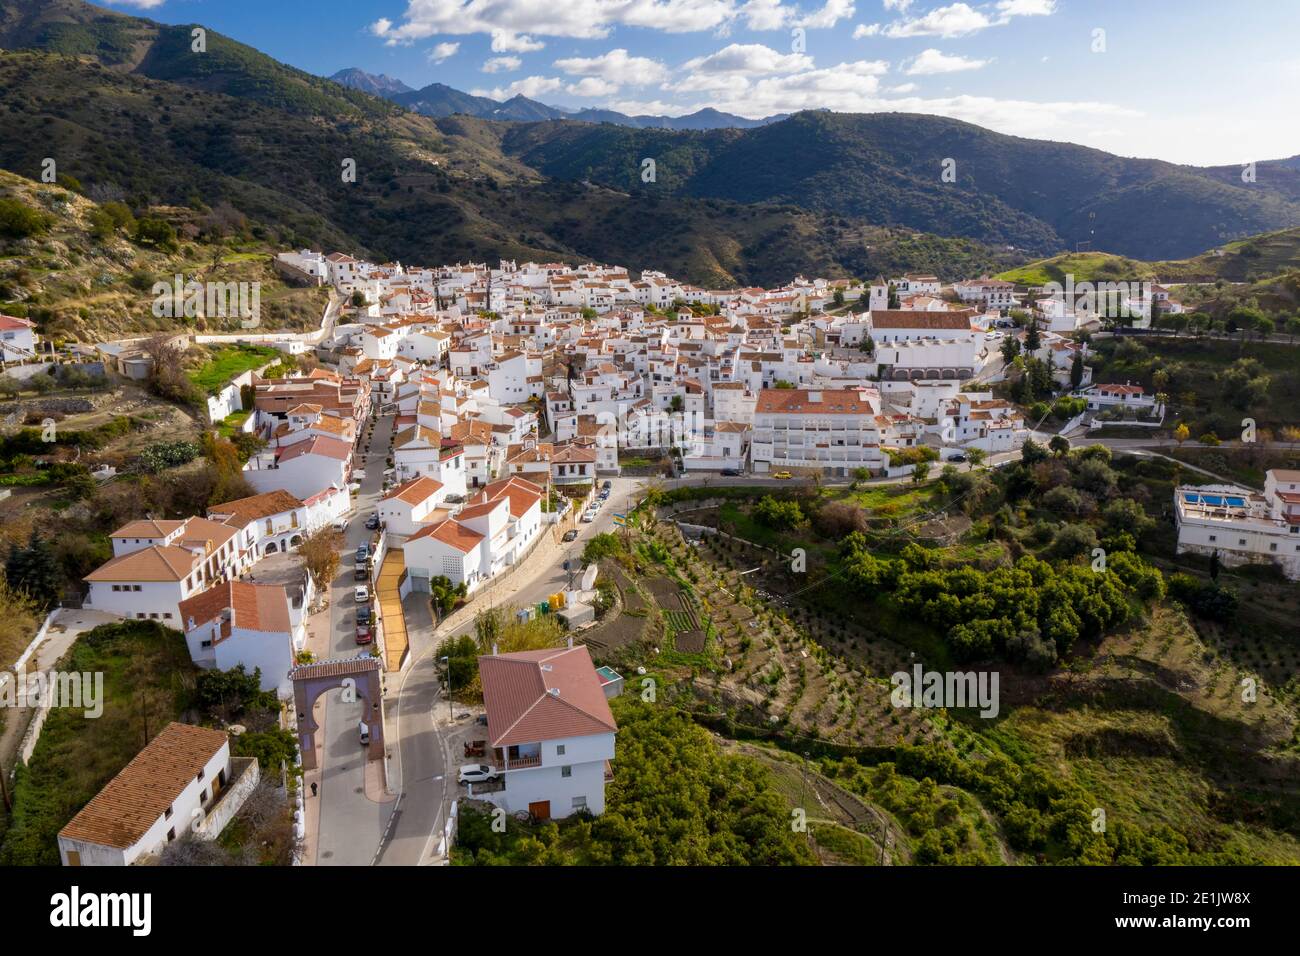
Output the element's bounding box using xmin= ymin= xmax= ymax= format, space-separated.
xmin=103 ymin=0 xmax=1300 ymax=166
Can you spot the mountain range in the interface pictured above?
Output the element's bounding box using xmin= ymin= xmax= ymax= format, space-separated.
xmin=2 ymin=0 xmax=1300 ymax=289
xmin=329 ymin=68 xmax=785 ymax=130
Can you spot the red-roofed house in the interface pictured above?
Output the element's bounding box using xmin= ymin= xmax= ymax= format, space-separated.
xmin=378 ymin=476 xmax=447 ymax=536
xmin=178 ymin=581 xmax=297 ymax=695
xmin=474 ymin=645 xmax=617 ymax=818
xmin=243 ymin=435 xmax=353 ymax=499
xmin=0 ymin=313 xmax=37 ymax=362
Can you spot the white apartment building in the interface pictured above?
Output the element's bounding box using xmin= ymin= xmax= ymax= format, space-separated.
xmin=751 ymin=387 xmax=890 ymax=476
xmin=1174 ymin=471 xmax=1300 ymax=579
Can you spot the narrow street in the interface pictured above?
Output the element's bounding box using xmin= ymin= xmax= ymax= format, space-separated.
xmin=313 ymin=406 xmax=397 ymax=865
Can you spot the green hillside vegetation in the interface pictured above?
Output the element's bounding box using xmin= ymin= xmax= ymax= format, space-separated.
xmin=453 ymin=697 xmax=815 ymax=865
xmin=1088 ymin=334 xmax=1300 ymax=437
xmin=0 ymin=49 xmax=1021 ymax=293
xmin=665 ymin=450 xmax=1300 ymax=863
xmin=998 ymin=227 xmax=1300 ymax=287
xmin=0 ymin=168 xmax=329 ymax=342
xmin=501 ymin=111 xmax=1300 ymax=261
xmin=0 ymin=620 xmax=196 ymax=865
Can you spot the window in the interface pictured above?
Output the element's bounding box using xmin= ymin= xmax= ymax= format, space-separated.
xmin=1209 ymin=535 xmax=1217 ymax=542
xmin=167 ymin=828 xmax=176 ymax=842
xmin=571 ymin=796 xmax=587 ymax=810
xmin=196 ymin=769 xmax=205 ymax=782
xmin=165 ymin=805 xmax=173 ymax=820
xmin=556 ymin=744 xmax=566 ymax=756
xmin=561 ymin=765 xmax=572 ymax=778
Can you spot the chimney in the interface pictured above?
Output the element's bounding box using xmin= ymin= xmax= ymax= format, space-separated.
xmin=491 ymin=642 xmax=498 ymax=655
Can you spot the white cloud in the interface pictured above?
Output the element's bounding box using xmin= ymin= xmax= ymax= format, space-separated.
xmin=554 ymin=48 xmax=669 ymax=86
xmin=682 ymin=43 xmax=814 ymax=75
xmin=799 ymin=0 xmax=856 ymax=29
xmin=371 ymin=0 xmax=739 ymax=47
xmin=886 ymin=82 xmax=917 ymax=93
xmin=883 ymin=3 xmax=991 ymax=38
xmin=491 ymin=30 xmax=547 ymax=53
xmin=853 ymin=23 xmax=881 ymax=38
xmin=701 ymin=59 xmax=890 ymax=115
xmin=996 ymin=0 xmax=1056 ymax=16
xmin=905 ymin=48 xmax=989 ymax=75
xmin=428 ymin=41 xmax=460 ymax=63
xmin=104 ymin=0 xmax=168 ymax=7
xmin=482 ymin=56 xmax=523 ymax=73
xmin=566 ymin=77 xmax=622 ymax=97
xmin=472 ymin=75 xmax=564 ymax=100
xmin=882 ymin=0 xmax=913 ymax=10
xmin=607 ymin=98 xmax=694 ymax=117
xmin=740 ymin=0 xmax=792 ymax=30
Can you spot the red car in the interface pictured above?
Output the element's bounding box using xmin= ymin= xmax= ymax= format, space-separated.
xmin=355 ymin=625 xmax=373 ymax=645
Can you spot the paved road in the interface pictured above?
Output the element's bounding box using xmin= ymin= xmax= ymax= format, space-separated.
xmin=315 ymin=406 xmax=396 ymax=865
xmin=376 ymin=474 xmax=644 ymax=865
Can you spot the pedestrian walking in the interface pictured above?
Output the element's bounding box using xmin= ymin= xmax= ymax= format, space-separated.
xmin=310 ymin=781 xmax=318 ymax=797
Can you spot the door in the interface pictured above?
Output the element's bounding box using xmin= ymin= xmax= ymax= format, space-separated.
xmin=528 ymin=801 xmax=551 ymax=822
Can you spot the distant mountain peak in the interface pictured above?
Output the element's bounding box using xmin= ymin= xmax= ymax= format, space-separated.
xmin=329 ymin=68 xmax=413 ymax=96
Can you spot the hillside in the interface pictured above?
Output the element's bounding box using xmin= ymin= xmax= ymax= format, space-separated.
xmin=0 ymin=168 xmax=329 ymax=342
xmin=501 ymin=111 xmax=1300 ymax=260
xmin=998 ymin=227 xmax=1300 ymax=286
xmin=0 ymin=41 xmax=1022 ymax=309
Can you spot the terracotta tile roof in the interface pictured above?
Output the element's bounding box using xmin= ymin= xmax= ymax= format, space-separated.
xmin=110 ymin=519 xmax=184 ymax=539
xmin=869 ymin=309 xmax=975 ymax=330
xmin=178 ymin=580 xmax=291 ymax=636
xmin=407 ymin=518 xmax=484 ymax=553
xmin=85 ymin=545 xmax=202 ymax=583
xmin=277 ymin=435 xmax=352 ymax=463
xmin=383 ymin=475 xmax=443 ymax=505
xmin=479 ymin=646 xmax=617 ymax=748
xmin=209 ymin=490 xmax=305 ymax=527
xmin=59 ymin=723 xmax=229 ymax=850
xmin=755 ymin=388 xmax=878 ymax=415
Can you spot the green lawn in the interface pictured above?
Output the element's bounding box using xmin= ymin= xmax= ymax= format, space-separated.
xmin=188 ymin=345 xmax=279 ymax=396
xmin=216 ymin=408 xmax=253 ymax=439
xmin=0 ymin=621 xmax=196 ymax=865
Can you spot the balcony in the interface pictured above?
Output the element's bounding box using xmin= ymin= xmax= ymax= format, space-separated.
xmin=491 ymin=748 xmax=542 ymax=770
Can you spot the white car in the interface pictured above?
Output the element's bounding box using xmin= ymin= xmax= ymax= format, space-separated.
xmin=581 ymin=509 xmax=598 ymax=523
xmin=332 ymin=520 xmax=348 ymax=533
xmin=458 ymin=764 xmax=499 ymax=785
xmin=354 ymin=585 xmax=370 ymax=603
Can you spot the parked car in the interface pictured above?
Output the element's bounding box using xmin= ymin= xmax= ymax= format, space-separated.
xmin=602 ymin=480 xmax=612 ymax=490
xmin=950 ymin=454 xmax=968 ymax=463
xmin=581 ymin=510 xmax=596 ymax=523
xmin=354 ymin=565 xmax=369 ymax=581
xmin=562 ymin=529 xmax=579 ymax=542
xmin=332 ymin=520 xmax=348 ymax=533
xmin=348 ymin=482 xmax=362 ymax=494
xmin=772 ymin=471 xmax=793 ymax=479
xmin=356 ymin=606 xmax=373 ymax=625
xmin=354 ymin=585 xmax=370 ymax=603
xmin=365 ymin=513 xmax=380 ymax=530
xmin=355 ymin=625 xmax=373 ymax=645
xmin=721 ymin=468 xmax=742 ymax=477
xmin=356 ymin=544 xmax=370 ymax=562
xmin=458 ymin=764 xmax=499 ymax=785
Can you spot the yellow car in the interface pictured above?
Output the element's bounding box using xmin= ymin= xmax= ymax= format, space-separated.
xmin=772 ymin=471 xmax=793 ymax=479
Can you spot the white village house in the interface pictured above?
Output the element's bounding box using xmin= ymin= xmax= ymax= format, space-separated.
xmin=471 ymin=645 xmax=617 ymax=820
